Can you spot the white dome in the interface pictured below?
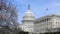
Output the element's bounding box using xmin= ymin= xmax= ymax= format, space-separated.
xmin=23 ymin=5 xmax=35 ymax=21
xmin=21 ymin=5 xmax=35 ymax=32
xmin=24 ymin=9 xmax=34 ymax=17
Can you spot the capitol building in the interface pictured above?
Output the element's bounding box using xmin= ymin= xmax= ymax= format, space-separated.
xmin=20 ymin=5 xmax=60 ymax=34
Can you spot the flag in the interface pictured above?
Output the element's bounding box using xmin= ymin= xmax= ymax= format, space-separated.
xmin=46 ymin=8 xmax=48 ymax=11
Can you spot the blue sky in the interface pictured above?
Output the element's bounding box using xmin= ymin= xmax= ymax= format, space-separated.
xmin=11 ymin=0 xmax=60 ymax=24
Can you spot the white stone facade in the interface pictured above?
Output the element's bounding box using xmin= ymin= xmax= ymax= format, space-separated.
xmin=34 ymin=14 xmax=60 ymax=34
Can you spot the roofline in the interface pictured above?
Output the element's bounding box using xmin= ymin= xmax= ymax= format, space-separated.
xmin=34 ymin=14 xmax=60 ymax=23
